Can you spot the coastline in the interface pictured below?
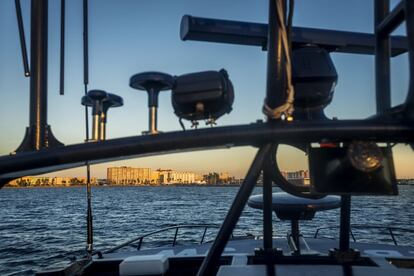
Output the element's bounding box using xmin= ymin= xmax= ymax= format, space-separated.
xmin=4 ymin=183 xmax=413 ymax=189
xmin=3 ymin=183 xmax=243 ymax=188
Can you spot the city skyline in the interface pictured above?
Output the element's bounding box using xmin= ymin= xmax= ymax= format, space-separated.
xmin=6 ymin=167 xmax=315 ymax=187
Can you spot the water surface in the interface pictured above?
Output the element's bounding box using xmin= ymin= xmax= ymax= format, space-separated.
xmin=0 ymin=186 xmax=413 ymax=275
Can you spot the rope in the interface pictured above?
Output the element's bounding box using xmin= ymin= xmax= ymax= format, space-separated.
xmin=263 ymin=0 xmax=295 ymax=120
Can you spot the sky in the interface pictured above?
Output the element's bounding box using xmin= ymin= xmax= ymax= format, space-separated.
xmin=0 ymin=0 xmax=412 ymax=179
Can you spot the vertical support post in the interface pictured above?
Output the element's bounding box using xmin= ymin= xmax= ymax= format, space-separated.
xmin=404 ymin=0 xmax=414 ymax=119
xmin=262 ymin=158 xmax=273 ymax=250
xmin=29 ymin=0 xmax=48 ymax=150
xmin=375 ymin=0 xmax=391 ymax=114
xmin=16 ymin=0 xmax=62 ymax=152
xmin=197 ymin=144 xmax=272 ymax=276
xmin=265 ymin=0 xmax=287 ymax=113
xmin=339 ymin=195 xmax=351 ymax=251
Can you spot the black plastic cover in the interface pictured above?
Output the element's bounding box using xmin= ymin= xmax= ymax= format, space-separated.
xmin=292 ymin=46 xmax=338 ymax=109
xmin=172 ymin=69 xmax=234 ymax=121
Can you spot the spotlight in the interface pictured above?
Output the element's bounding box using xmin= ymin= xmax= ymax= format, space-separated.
xmin=172 ymin=69 xmax=234 ymax=124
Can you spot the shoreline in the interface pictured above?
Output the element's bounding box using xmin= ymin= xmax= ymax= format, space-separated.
xmin=3 ymin=184 xmax=243 ymax=188
xmin=4 ymin=183 xmax=413 ymax=189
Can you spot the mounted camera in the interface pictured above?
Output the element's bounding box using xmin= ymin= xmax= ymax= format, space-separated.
xmin=171 ymin=69 xmax=234 ymax=126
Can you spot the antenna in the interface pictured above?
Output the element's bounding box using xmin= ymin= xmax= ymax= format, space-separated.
xmin=14 ymin=0 xmax=30 ymax=77
xmin=83 ymin=0 xmax=93 ymax=257
xmin=59 ymin=0 xmax=65 ymax=95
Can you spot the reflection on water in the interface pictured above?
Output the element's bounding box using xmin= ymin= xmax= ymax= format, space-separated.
xmin=0 ymin=186 xmax=413 ymax=275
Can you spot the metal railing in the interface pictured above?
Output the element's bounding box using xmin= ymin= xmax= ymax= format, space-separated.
xmin=103 ymin=224 xmax=221 ymax=254
xmin=314 ymin=224 xmax=414 ymax=246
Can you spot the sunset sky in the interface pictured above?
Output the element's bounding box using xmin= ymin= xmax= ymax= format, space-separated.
xmin=0 ymin=0 xmax=412 ymax=179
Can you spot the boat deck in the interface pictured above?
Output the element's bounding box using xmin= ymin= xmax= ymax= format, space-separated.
xmin=37 ymin=237 xmax=414 ymax=276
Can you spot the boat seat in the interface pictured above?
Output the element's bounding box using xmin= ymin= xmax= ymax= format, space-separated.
xmin=248 ymin=192 xmax=340 ymax=254
xmin=248 ymin=192 xmax=341 ymax=221
xmin=119 ymin=254 xmax=169 ymax=276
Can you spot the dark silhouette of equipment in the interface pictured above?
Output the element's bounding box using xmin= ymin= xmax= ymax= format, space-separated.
xmin=172 ymin=69 xmax=234 ymax=125
xmin=130 ymin=72 xmax=175 ymax=134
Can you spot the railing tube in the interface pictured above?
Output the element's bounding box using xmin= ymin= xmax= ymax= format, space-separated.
xmin=403 ymin=0 xmax=414 ymax=119
xmin=200 ymin=227 xmax=208 ymax=244
xmin=375 ymin=0 xmax=391 ymax=114
xmin=265 ymin=0 xmax=287 ymax=113
xmin=376 ymin=1 xmax=405 ymax=37
xmin=262 ymin=157 xmax=273 ymax=250
xmin=197 ymin=144 xmax=272 ymax=276
xmin=172 ymin=227 xmax=179 ymax=246
xmin=314 ymin=229 xmax=320 ymax=239
xmin=137 ymin=237 xmax=143 ymax=251
xmin=389 ymin=228 xmax=398 ymax=245
xmin=339 ymin=195 xmax=351 ymax=251
xmin=350 ymin=229 xmax=356 ymax=242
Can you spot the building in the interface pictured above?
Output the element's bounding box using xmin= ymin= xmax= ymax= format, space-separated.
xmin=170 ymin=171 xmax=195 ymax=184
xmin=219 ymin=172 xmax=229 ymax=181
xmin=107 ymin=167 xmax=152 ymax=185
xmin=284 ymin=170 xmax=310 ymax=186
xmin=154 ymin=169 xmax=196 ymax=184
xmin=107 ymin=167 xmax=197 ymax=185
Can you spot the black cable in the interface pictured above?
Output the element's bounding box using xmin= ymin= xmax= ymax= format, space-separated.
xmin=14 ymin=0 xmax=30 ymax=77
xmin=59 ymin=0 xmax=65 ymax=95
xmin=287 ymin=0 xmax=294 ymax=45
xmin=83 ymin=0 xmax=89 ymax=86
xmin=269 ymin=143 xmax=324 ymax=199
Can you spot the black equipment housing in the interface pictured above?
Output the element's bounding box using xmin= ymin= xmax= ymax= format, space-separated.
xmin=292 ymin=46 xmax=338 ymax=110
xmin=171 ymin=69 xmax=234 ymax=121
xmin=308 ymin=145 xmax=398 ymax=195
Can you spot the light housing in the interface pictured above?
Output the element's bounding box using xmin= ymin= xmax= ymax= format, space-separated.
xmin=172 ymin=69 xmax=234 ymax=122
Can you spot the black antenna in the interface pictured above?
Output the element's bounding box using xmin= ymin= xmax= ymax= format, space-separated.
xmin=59 ymin=0 xmax=65 ymax=95
xmin=83 ymin=0 xmax=93 ymax=257
xmin=14 ymin=0 xmax=30 ymax=77
xmin=83 ymin=0 xmax=89 ymax=87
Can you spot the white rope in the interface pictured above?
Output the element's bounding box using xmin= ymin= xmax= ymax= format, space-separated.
xmin=263 ymin=0 xmax=295 ymax=120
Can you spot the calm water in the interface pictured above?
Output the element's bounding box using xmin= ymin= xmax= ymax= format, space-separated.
xmin=0 ymin=186 xmax=413 ymax=275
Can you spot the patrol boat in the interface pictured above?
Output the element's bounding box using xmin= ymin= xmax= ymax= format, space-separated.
xmin=1 ymin=0 xmax=414 ymax=275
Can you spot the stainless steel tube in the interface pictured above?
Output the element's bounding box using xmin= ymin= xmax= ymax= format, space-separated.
xmin=149 ymin=106 xmax=158 ymax=134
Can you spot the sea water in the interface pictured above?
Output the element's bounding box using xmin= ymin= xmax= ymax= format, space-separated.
xmin=0 ymin=186 xmax=413 ymax=275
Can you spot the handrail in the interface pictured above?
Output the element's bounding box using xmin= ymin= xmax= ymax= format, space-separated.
xmin=103 ymin=224 xmax=220 ymax=254
xmin=1 ymin=120 xmax=414 ymax=186
xmin=313 ymin=224 xmax=414 ymax=246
